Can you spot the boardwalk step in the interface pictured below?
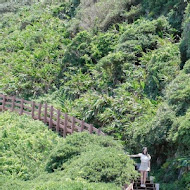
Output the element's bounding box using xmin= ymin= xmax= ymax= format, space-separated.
xmin=133 ymin=178 xmax=156 ymax=190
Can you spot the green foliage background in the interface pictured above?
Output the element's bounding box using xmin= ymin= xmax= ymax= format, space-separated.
xmin=0 ymin=0 xmax=190 ymax=189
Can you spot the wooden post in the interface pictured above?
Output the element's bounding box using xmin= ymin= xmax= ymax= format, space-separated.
xmin=11 ymin=96 xmax=15 ymax=111
xmin=20 ymin=99 xmax=24 ymax=115
xmin=71 ymin=116 xmax=75 ymax=134
xmin=2 ymin=95 xmax=6 ymax=110
xmin=56 ymin=109 xmax=60 ymax=133
xmin=38 ymin=103 xmax=42 ymax=120
xmin=63 ymin=113 xmax=68 ymax=138
xmin=98 ymin=128 xmax=101 ymax=136
xmin=44 ymin=103 xmax=47 ymax=124
xmin=49 ymin=106 xmax=53 ymax=129
xmin=80 ymin=120 xmax=84 ymax=132
xmin=32 ymin=101 xmax=35 ymax=119
xmin=89 ymin=124 xmax=93 ymax=134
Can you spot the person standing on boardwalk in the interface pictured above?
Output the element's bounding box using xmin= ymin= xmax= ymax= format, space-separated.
xmin=129 ymin=147 xmax=151 ymax=188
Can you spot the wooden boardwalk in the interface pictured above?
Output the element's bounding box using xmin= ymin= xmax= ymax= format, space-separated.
xmin=0 ymin=94 xmax=105 ymax=137
xmin=123 ymin=179 xmax=156 ymax=190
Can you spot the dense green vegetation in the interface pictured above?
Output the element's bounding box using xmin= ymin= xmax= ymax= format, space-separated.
xmin=0 ymin=111 xmax=138 ymax=189
xmin=0 ymin=0 xmax=190 ymax=189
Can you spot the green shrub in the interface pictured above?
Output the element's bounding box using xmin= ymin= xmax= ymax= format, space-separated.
xmin=179 ymin=3 xmax=190 ymax=67
xmin=141 ymin=43 xmax=180 ymax=99
xmin=119 ymin=17 xmax=172 ymax=51
xmin=94 ymin=51 xmax=127 ymax=88
xmin=62 ymin=30 xmax=92 ymax=71
xmin=91 ymin=31 xmax=119 ymax=60
xmin=61 ymin=69 xmax=93 ymax=100
xmin=45 ymin=132 xmax=139 ymax=185
xmin=142 ymin=0 xmax=187 ymax=31
xmin=46 ymin=132 xmax=123 ymax=172
xmin=0 ymin=174 xmax=120 ymax=190
xmin=138 ymin=103 xmax=176 ymax=160
xmin=169 ymin=110 xmax=190 ymax=152
xmin=165 ymin=72 xmax=190 ymax=116
xmin=183 ymin=60 xmax=190 ymax=74
xmin=0 ymin=111 xmax=64 ymax=180
xmin=0 ymin=4 xmax=69 ymax=98
xmin=63 ymin=146 xmax=139 ymax=185
xmin=157 ymin=157 xmax=190 ymax=190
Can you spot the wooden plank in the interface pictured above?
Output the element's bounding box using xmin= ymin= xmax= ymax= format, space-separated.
xmin=2 ymin=94 xmax=6 ymax=110
xmin=23 ymin=110 xmax=31 ymax=115
xmin=31 ymin=101 xmax=35 ymax=119
xmin=11 ymin=96 xmax=16 ymax=111
xmin=84 ymin=122 xmax=91 ymax=129
xmin=52 ymin=119 xmax=58 ymax=126
xmin=56 ymin=110 xmax=60 ymax=133
xmin=14 ymin=103 xmax=21 ymax=107
xmin=71 ymin=116 xmax=75 ymax=134
xmin=125 ymin=183 xmax=134 ymax=190
xmin=89 ymin=124 xmax=93 ymax=134
xmin=5 ymin=102 xmax=12 ymax=106
xmin=44 ymin=103 xmax=48 ymax=124
xmin=75 ymin=117 xmax=81 ymax=124
xmin=63 ymin=113 xmax=68 ymax=138
xmin=93 ymin=127 xmax=98 ymax=133
xmin=98 ymin=128 xmax=101 ymax=135
xmin=66 ymin=127 xmax=72 ymax=134
xmin=5 ymin=95 xmax=13 ymax=100
xmin=20 ymin=99 xmax=24 ymax=115
xmin=49 ymin=106 xmax=53 ymax=129
xmin=38 ymin=103 xmax=42 ymax=120
xmin=13 ymin=108 xmax=20 ymax=114
xmin=80 ymin=120 xmax=84 ymax=132
xmin=15 ymin=98 xmax=22 ymax=102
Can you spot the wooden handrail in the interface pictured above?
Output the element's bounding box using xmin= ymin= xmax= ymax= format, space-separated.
xmin=122 ymin=183 xmax=134 ymax=190
xmin=126 ymin=183 xmax=133 ymax=190
xmin=0 ymin=94 xmax=105 ymax=137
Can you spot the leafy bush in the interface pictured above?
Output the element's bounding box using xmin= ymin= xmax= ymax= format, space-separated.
xmin=0 ymin=173 xmax=120 ymax=190
xmin=93 ymin=51 xmax=127 ymax=88
xmin=0 ymin=112 xmax=137 ymax=189
xmin=0 ymin=111 xmax=64 ymax=180
xmin=0 ymin=4 xmax=69 ymax=98
xmin=45 ymin=132 xmax=139 ymax=185
xmin=179 ymin=3 xmax=190 ymax=67
xmin=133 ymin=103 xmax=176 ymax=163
xmin=62 ymin=31 xmax=92 ymax=70
xmin=165 ymin=72 xmax=190 ymax=116
xmin=142 ymin=0 xmax=188 ymax=31
xmin=63 ymin=146 xmax=138 ymax=185
xmin=183 ymin=59 xmax=190 ymax=74
xmin=119 ymin=17 xmax=172 ymax=51
xmin=46 ymin=132 xmax=123 ymax=172
xmin=91 ymin=31 xmax=119 ymax=60
xmin=157 ymin=157 xmax=190 ymax=190
xmin=141 ymin=43 xmax=180 ymax=99
xmin=169 ymin=110 xmax=190 ymax=152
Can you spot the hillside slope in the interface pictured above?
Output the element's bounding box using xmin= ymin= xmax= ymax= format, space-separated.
xmin=0 ymin=111 xmax=138 ymax=189
xmin=0 ymin=0 xmax=190 ymax=189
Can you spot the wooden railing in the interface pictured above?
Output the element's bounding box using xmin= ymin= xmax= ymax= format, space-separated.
xmin=122 ymin=183 xmax=134 ymax=190
xmin=0 ymin=94 xmax=105 ymax=137
xmin=126 ymin=183 xmax=134 ymax=190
